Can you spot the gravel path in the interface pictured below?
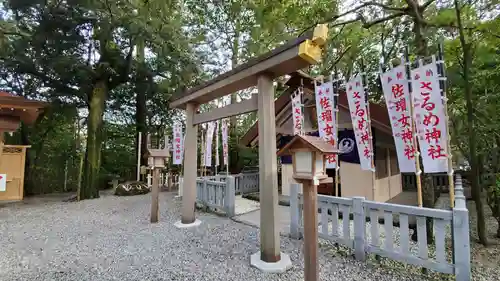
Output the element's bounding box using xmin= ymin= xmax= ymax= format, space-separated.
xmin=0 ymin=192 xmax=431 ymax=281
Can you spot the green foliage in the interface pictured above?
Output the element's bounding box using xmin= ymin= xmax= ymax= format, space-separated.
xmin=0 ymin=0 xmax=498 ymax=207
xmin=6 ymin=104 xmax=80 ymax=195
xmin=101 ymin=123 xmax=136 ymax=181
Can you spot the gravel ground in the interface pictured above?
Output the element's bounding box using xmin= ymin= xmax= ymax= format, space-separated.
xmin=0 ymin=192 xmax=433 ymax=281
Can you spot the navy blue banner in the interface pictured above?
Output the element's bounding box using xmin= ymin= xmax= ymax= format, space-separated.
xmin=278 ymin=129 xmax=375 ymax=166
xmin=338 ymin=129 xmax=360 ymax=164
xmin=338 ymin=129 xmax=376 ymax=165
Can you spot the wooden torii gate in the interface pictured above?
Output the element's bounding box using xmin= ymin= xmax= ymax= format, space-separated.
xmin=169 ymin=24 xmax=328 ymax=272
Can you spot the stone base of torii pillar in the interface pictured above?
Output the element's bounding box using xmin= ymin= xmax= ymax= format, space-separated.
xmin=174 ymin=219 xmax=202 ymax=229
xmin=250 ymin=252 xmax=292 ymax=273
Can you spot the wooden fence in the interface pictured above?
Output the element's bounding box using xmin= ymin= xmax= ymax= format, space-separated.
xmin=235 ymin=173 xmax=259 ymax=194
xmin=206 ymin=173 xmax=260 ymax=195
xmin=402 ymin=173 xmax=449 ymax=192
xmin=289 ymin=175 xmax=471 ymax=281
xmin=196 ymin=176 xmax=235 ymax=216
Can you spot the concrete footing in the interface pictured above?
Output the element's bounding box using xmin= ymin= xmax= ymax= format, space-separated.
xmin=250 ymin=252 xmax=292 ymax=273
xmin=174 ymin=219 xmax=202 ymax=229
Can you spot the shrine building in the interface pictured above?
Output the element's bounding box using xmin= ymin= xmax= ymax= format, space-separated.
xmin=240 ymin=71 xmax=412 ymax=203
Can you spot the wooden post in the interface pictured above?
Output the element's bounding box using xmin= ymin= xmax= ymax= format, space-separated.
xmin=360 ymin=68 xmax=377 ymax=201
xmin=302 ymin=180 xmax=319 ymax=281
xmin=150 ymin=167 xmax=160 ymax=223
xmin=333 ymin=77 xmax=340 ymax=197
xmin=289 ymin=183 xmax=301 ymax=239
xmin=147 ymin=172 xmax=152 ymax=187
xmin=435 ymin=46 xmax=455 ymax=208
xmin=404 ymin=49 xmax=424 ymax=207
xmin=137 ymin=131 xmax=142 ymax=181
xmin=181 ymin=102 xmax=198 ymax=224
xmin=386 ymin=148 xmax=392 ymax=198
xmin=0 ymin=132 xmax=4 ymax=169
xmin=257 ymin=73 xmax=281 ymax=263
xmin=167 ymin=172 xmax=172 ymax=191
xmin=453 ymin=173 xmax=471 ymax=281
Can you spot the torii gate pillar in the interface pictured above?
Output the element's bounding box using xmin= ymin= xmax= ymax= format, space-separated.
xmin=175 ymin=102 xmax=201 ymax=228
xmin=250 ymin=74 xmax=292 ymax=272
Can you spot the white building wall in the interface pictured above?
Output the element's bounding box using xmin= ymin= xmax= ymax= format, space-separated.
xmin=277 ymin=103 xmax=403 ymax=202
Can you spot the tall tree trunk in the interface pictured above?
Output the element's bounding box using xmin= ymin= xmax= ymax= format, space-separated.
xmin=135 ymin=40 xmax=148 ymax=173
xmin=80 ymin=79 xmax=107 ymax=200
xmin=454 ymin=0 xmax=488 ymax=245
xmin=229 ymin=29 xmax=240 ymax=173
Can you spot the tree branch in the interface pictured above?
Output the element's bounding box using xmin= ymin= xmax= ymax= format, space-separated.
xmin=299 ymin=1 xmax=409 ymax=36
xmin=109 ymin=36 xmax=135 ymax=90
xmin=2 ymin=58 xmax=79 ymax=97
xmin=325 ymin=46 xmax=353 ymax=73
xmin=360 ymin=13 xmax=405 ymax=29
xmin=422 ymin=0 xmax=437 ymax=9
xmin=332 ymin=24 xmax=347 ymax=42
xmin=385 ymin=25 xmax=401 ymax=62
xmin=405 ymin=0 xmax=425 ymax=23
xmin=361 ymin=1 xmax=407 ymax=12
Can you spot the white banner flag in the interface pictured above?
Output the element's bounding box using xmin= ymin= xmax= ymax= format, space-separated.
xmin=172 ymin=123 xmax=184 ymax=165
xmin=346 ymin=74 xmax=374 ymax=171
xmin=314 ymin=81 xmax=337 ymax=169
xmin=291 ymin=92 xmax=303 ymax=135
xmin=380 ymin=66 xmax=416 ymax=173
xmin=205 ymin=122 xmax=215 ymax=167
xmin=411 ymin=62 xmax=448 ymax=173
xmin=222 ymin=119 xmax=229 ymax=166
xmin=215 ymin=120 xmax=220 ymax=167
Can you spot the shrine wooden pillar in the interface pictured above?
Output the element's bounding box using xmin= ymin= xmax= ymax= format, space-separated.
xmin=257 ymin=74 xmax=281 ymax=262
xmin=180 ymin=102 xmax=199 ymax=225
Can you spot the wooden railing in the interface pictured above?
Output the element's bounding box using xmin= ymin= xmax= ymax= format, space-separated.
xmin=208 ymin=173 xmax=260 ymax=195
xmin=195 ymin=176 xmax=235 ymax=216
xmin=289 ymin=174 xmax=471 ymax=281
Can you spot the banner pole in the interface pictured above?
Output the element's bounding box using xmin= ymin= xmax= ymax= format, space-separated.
xmin=225 ymin=119 xmax=229 ymax=175
xmin=333 ymin=69 xmax=340 ymax=197
xmin=404 ymin=47 xmax=424 ymax=207
xmin=436 ymin=43 xmax=455 ymax=208
xmin=216 ymin=121 xmax=219 ymax=175
xmin=359 ymin=61 xmax=377 ymax=199
xmin=299 ymin=80 xmax=305 ymax=136
xmin=181 ymin=125 xmax=185 ymax=183
xmin=200 ymin=130 xmax=204 ymax=177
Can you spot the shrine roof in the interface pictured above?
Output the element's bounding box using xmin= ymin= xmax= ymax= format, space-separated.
xmin=240 ymin=71 xmax=392 ymax=147
xmin=0 ymin=91 xmax=48 ymax=125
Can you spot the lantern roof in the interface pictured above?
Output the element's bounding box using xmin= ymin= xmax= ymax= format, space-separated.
xmin=147 ymin=148 xmax=170 ymax=158
xmin=277 ymin=135 xmax=338 ymax=157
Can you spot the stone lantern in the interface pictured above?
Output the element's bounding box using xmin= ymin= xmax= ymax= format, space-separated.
xmin=147 ymin=135 xmax=170 ymax=223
